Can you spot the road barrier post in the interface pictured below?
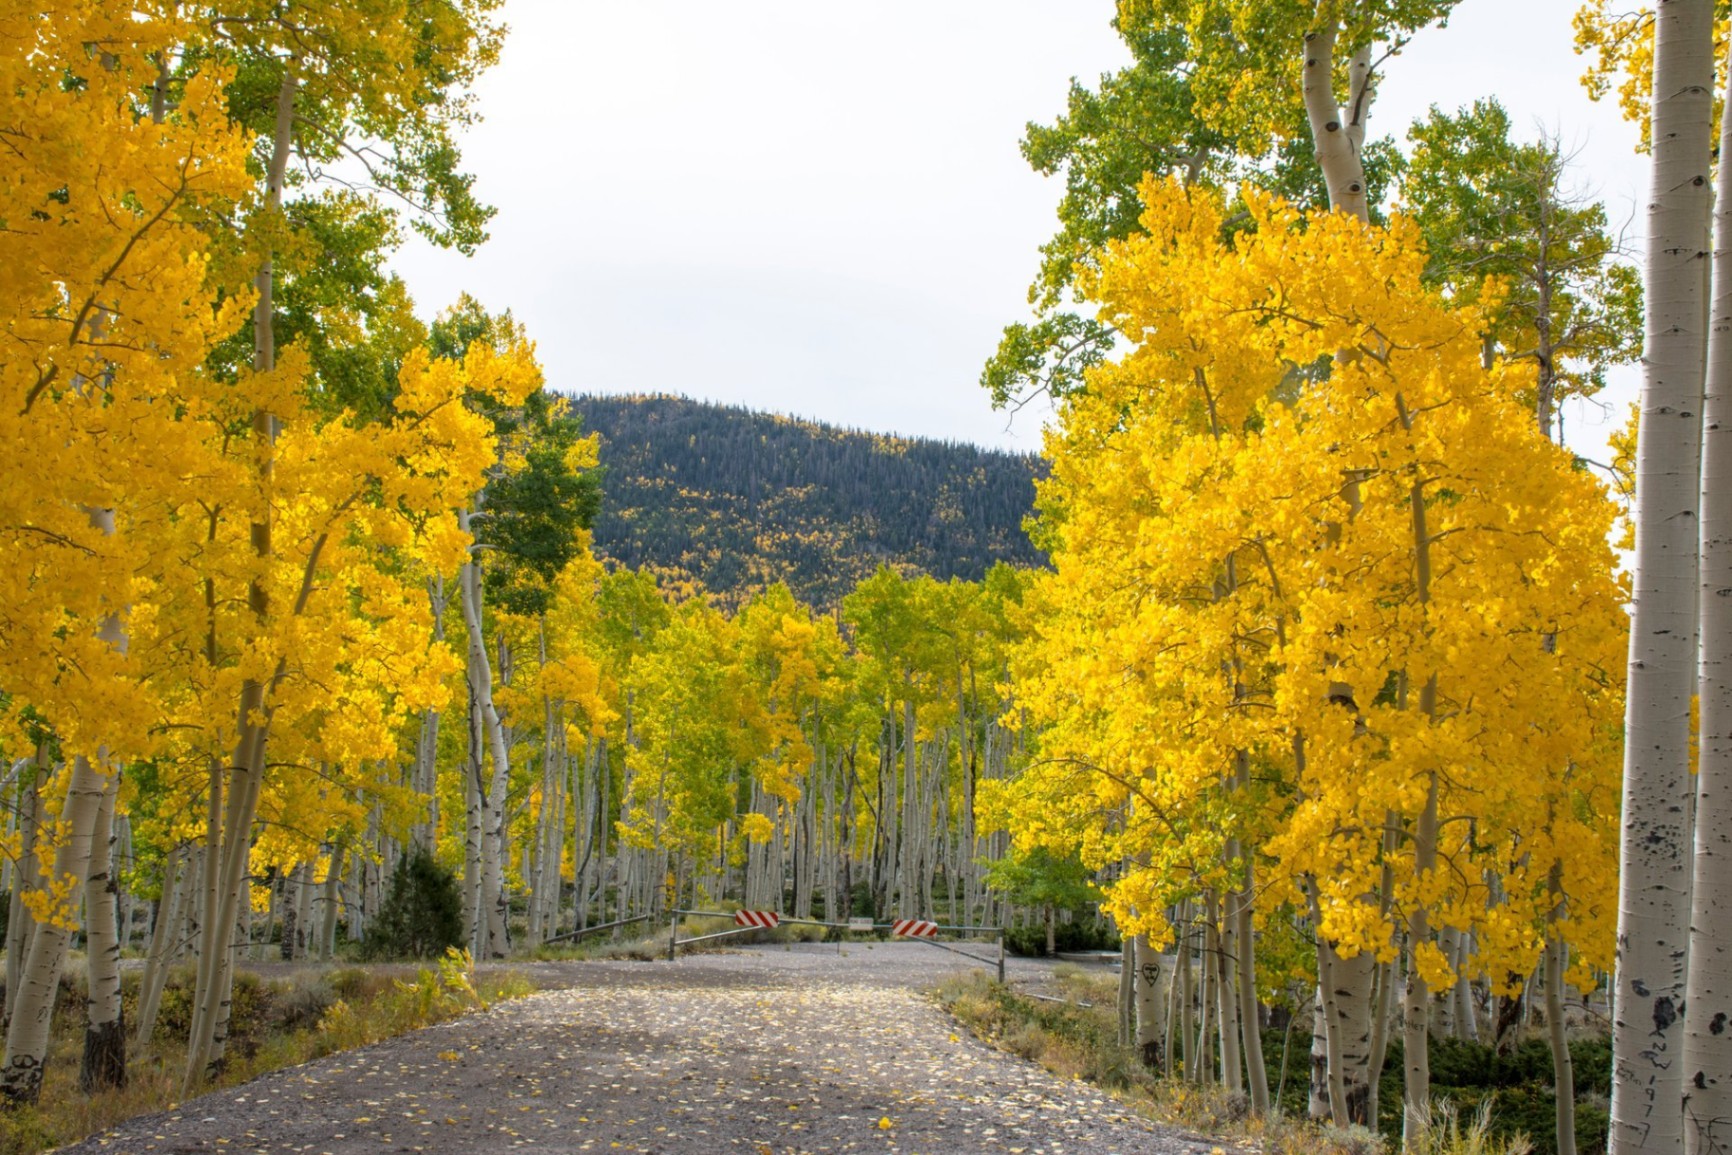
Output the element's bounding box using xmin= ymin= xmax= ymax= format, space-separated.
xmin=998 ymin=930 xmax=1006 ymax=984
xmin=668 ymin=912 xmax=678 ymax=961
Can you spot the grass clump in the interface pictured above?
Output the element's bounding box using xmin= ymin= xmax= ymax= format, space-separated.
xmin=1407 ymin=1099 xmax=1534 ymax=1155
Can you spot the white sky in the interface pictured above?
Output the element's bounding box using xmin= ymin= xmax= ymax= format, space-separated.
xmin=389 ymin=0 xmax=1646 ymax=462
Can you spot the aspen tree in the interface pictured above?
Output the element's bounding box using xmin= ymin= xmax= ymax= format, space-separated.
xmin=175 ymin=0 xmax=506 ymax=1079
xmin=995 ymin=179 xmax=1625 ymax=1146
xmin=1604 ymin=4 xmax=1717 ymax=1151
xmin=1685 ymin=28 xmax=1732 ymax=1155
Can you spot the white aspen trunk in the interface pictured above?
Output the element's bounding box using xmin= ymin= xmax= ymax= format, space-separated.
xmin=178 ymin=847 xmax=202 ymax=970
xmin=3 ymin=763 xmax=41 ymax=1031
xmin=576 ymin=739 xmax=597 ymax=929
xmin=1367 ymin=950 xmax=1397 ymax=1125
xmin=464 ymin=676 xmax=483 ymax=950
xmin=1300 ymin=15 xmax=1372 ymax=221
xmin=898 ymin=698 xmax=916 ymax=918
xmin=0 ymin=752 xmax=112 ymax=1102
xmin=1332 ymin=949 xmax=1376 ymax=1125
xmin=1 ymin=770 xmax=12 ymax=905
xmin=1235 ymin=865 xmax=1270 ymax=1114
xmin=1311 ymin=976 xmax=1332 ymax=1119
xmin=1436 ymin=928 xmax=1460 ymax=1038
xmin=135 ymin=844 xmax=185 ymax=1046
xmin=484 ymin=753 xmax=509 ymax=955
xmin=1164 ymin=931 xmax=1185 ymax=1076
xmin=115 ymin=813 xmax=136 ymax=953
xmin=456 ymin=519 xmax=512 ymax=957
xmin=1195 ymin=918 xmax=1217 ymax=1082
xmin=414 ymin=706 xmax=442 ymax=855
xmin=1451 ymin=930 xmax=1479 ymax=1042
xmin=1402 ymin=772 xmax=1440 ymax=1147
xmin=595 ymin=737 xmax=611 ymax=928
xmin=318 ymin=845 xmax=344 ymax=960
xmin=1178 ymin=905 xmax=1196 ymax=1080
xmin=81 ymin=774 xmax=124 ymax=1090
xmin=1685 ymin=27 xmax=1732 ymax=1155
xmin=1548 ymin=882 xmax=1580 ymax=1155
xmin=1118 ymin=936 xmax=1136 ymax=1049
xmin=413 ymin=578 xmax=446 ymax=854
xmin=1213 ymin=897 xmax=1243 ymax=1095
xmin=292 ymin=861 xmax=313 ymax=959
xmin=1614 ymin=5 xmax=1716 ymax=1152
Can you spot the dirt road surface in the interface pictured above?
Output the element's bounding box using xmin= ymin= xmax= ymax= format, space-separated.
xmin=62 ymin=943 xmax=1228 ymax=1155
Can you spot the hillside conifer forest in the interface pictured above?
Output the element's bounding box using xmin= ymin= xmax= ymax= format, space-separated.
xmin=570 ymin=393 xmax=1045 ymax=606
xmin=0 ymin=4 xmax=1726 ymax=1155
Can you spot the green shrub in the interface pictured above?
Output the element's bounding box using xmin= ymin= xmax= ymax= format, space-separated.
xmin=366 ymin=847 xmax=464 ymax=960
xmin=1004 ymin=916 xmax=1121 ymax=958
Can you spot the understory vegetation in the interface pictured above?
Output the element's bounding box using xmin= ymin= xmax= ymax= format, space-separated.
xmin=937 ymin=968 xmax=1601 ymax=1155
xmin=0 ymin=952 xmax=531 ymax=1155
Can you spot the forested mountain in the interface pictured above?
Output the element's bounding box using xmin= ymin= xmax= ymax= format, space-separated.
xmin=569 ymin=394 xmax=1046 ymax=606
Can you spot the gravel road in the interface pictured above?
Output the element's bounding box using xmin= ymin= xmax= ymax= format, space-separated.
xmin=61 ymin=942 xmax=1228 ymax=1155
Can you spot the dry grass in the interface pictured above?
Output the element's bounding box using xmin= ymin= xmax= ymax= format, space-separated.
xmin=935 ymin=971 xmax=1541 ymax=1155
xmin=0 ymin=949 xmax=533 ymax=1155
xmin=934 ymin=970 xmax=1387 ymax=1155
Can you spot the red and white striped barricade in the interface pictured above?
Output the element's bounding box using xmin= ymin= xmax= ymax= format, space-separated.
xmin=891 ymin=918 xmax=938 ymax=938
xmin=734 ymin=909 xmax=780 ymax=929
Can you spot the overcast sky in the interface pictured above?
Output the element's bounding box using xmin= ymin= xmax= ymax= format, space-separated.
xmin=389 ymin=0 xmax=1646 ymax=462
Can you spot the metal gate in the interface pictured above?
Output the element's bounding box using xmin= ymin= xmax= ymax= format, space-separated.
xmin=665 ymin=908 xmax=1006 ymax=982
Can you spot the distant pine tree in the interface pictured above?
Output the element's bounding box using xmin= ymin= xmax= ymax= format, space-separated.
xmin=367 ymin=848 xmax=464 ymax=960
xmin=570 ymin=393 xmax=1046 ymax=606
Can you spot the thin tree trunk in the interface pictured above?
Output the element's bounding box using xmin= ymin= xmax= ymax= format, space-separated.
xmin=318 ymin=844 xmax=345 ymax=961
xmin=1211 ymin=893 xmax=1244 ymax=1095
xmin=1178 ymin=905 xmax=1196 ymax=1080
xmin=135 ymin=845 xmax=185 ymax=1046
xmin=1685 ymin=25 xmax=1732 ymax=1155
xmin=1613 ymin=4 xmax=1716 ymax=1152
xmin=3 ymin=761 xmax=41 ymax=1032
xmin=81 ymin=774 xmax=124 ymax=1091
xmin=1195 ymin=916 xmax=1217 ymax=1083
xmin=464 ymin=675 xmax=483 ymax=948
xmin=1402 ymin=771 xmax=1440 ymax=1146
xmin=1235 ymin=863 xmax=1270 ymax=1114
xmin=456 ymin=516 xmax=512 ymax=958
xmin=1547 ymin=911 xmax=1579 ymax=1155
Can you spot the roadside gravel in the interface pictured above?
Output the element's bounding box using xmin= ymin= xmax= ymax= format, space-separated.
xmin=61 ymin=943 xmax=1228 ymax=1155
